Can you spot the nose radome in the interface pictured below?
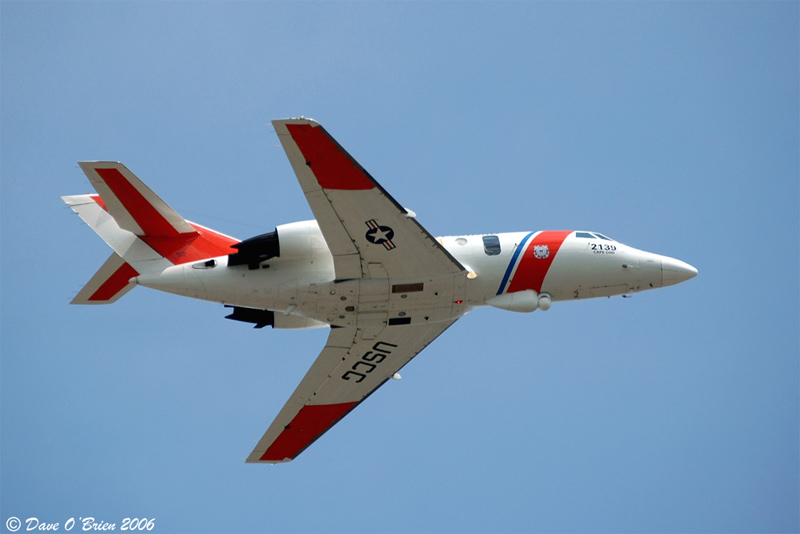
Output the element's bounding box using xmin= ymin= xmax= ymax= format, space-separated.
xmin=661 ymin=256 xmax=698 ymax=287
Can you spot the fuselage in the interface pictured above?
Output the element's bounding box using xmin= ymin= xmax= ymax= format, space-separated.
xmin=136 ymin=220 xmax=697 ymax=328
xmin=65 ymin=122 xmax=700 ymax=464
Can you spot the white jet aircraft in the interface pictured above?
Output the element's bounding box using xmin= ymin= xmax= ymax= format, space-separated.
xmin=63 ymin=118 xmax=697 ymax=463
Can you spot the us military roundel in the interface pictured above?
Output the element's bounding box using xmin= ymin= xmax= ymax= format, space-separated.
xmin=365 ymin=219 xmax=396 ymax=250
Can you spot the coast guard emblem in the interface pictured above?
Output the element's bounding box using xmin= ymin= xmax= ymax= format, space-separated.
xmin=533 ymin=244 xmax=550 ymax=259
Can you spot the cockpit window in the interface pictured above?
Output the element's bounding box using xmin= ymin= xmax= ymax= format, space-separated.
xmin=482 ymin=235 xmax=501 ymax=256
xmin=575 ymin=231 xmax=614 ymax=241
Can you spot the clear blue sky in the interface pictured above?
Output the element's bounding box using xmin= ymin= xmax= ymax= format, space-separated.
xmin=2 ymin=2 xmax=797 ymax=533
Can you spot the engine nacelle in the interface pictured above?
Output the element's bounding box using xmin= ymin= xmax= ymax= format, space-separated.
xmin=228 ymin=220 xmax=331 ymax=271
xmin=228 ymin=230 xmax=279 ymax=269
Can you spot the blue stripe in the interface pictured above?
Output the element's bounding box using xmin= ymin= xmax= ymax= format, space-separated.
xmin=496 ymin=231 xmax=535 ymax=295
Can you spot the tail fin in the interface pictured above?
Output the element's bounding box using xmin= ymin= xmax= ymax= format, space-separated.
xmin=64 ymin=162 xmax=239 ymax=304
xmin=77 ymin=162 xmax=196 ymax=237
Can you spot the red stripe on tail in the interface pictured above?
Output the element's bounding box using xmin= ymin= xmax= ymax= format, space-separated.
xmin=89 ymin=262 xmax=139 ymax=301
xmin=141 ymin=224 xmax=238 ymax=265
xmin=95 ymin=168 xmax=183 ymax=237
xmin=94 ymin=169 xmax=238 ymax=264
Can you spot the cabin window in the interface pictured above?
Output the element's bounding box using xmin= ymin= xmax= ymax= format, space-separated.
xmin=594 ymin=233 xmax=612 ymax=241
xmin=483 ymin=235 xmax=501 ymax=256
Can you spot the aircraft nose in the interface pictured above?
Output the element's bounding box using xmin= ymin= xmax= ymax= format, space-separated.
xmin=661 ymin=256 xmax=698 ymax=287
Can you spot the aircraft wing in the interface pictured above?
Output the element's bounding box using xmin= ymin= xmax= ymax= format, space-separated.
xmin=272 ymin=118 xmax=465 ymax=280
xmin=250 ymin=119 xmax=466 ymax=463
xmin=247 ymin=320 xmax=455 ymax=463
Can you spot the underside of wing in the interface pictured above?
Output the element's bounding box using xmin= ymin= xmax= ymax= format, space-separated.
xmin=272 ymin=118 xmax=465 ymax=280
xmin=247 ymin=320 xmax=455 ymax=463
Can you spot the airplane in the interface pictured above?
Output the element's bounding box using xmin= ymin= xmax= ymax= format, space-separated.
xmin=62 ymin=118 xmax=697 ymax=464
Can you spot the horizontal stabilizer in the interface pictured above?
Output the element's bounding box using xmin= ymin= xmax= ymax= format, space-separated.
xmin=78 ymin=162 xmax=195 ymax=237
xmin=66 ymin=163 xmax=240 ymax=266
xmin=71 ymin=253 xmax=138 ymax=304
